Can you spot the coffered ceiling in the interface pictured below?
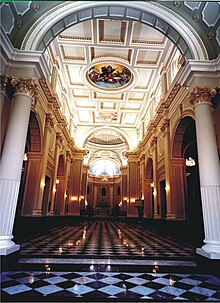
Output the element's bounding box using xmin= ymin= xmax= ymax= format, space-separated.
xmin=48 ymin=18 xmax=175 ymax=130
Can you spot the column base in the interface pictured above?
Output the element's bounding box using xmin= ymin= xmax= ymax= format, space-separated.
xmin=153 ymin=214 xmax=160 ymax=219
xmin=196 ymin=248 xmax=220 ymax=260
xmin=48 ymin=211 xmax=54 ymax=216
xmin=0 ymin=244 xmax=20 ymax=256
xmin=166 ymin=213 xmax=176 ymax=220
xmin=33 ymin=209 xmax=42 ymax=216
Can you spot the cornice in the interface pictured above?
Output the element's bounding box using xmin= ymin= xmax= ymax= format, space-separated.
xmin=0 ymin=28 xmax=50 ymax=80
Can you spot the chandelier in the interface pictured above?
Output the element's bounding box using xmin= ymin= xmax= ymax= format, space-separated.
xmin=97 ymin=112 xmax=119 ymax=122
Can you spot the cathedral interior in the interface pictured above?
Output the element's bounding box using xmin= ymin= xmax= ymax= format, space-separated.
xmin=0 ymin=1 xmax=220 ymax=302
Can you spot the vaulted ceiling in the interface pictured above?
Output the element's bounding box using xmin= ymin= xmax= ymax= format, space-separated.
xmin=1 ymin=1 xmax=220 ymax=169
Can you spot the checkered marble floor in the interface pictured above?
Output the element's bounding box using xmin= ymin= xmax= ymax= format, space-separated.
xmin=1 ymin=267 xmax=220 ymax=301
xmin=19 ymin=221 xmax=195 ymax=260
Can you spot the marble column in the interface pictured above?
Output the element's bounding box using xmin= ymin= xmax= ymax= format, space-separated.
xmin=190 ymin=87 xmax=220 ymax=259
xmin=0 ymin=77 xmax=37 ymax=255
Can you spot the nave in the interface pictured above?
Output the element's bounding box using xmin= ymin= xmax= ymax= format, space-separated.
xmin=1 ymin=219 xmax=220 ymax=302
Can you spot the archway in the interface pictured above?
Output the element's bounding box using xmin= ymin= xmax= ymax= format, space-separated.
xmin=171 ymin=116 xmax=203 ymax=239
xmin=22 ymin=2 xmax=208 ymax=60
xmin=17 ymin=111 xmax=42 ymax=216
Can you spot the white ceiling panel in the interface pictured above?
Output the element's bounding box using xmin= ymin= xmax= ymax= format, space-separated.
xmin=132 ymin=22 xmax=165 ymax=44
xmin=50 ymin=17 xmax=178 ymax=129
xmin=59 ymin=20 xmax=92 ymax=40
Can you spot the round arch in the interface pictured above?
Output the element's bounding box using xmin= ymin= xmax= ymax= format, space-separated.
xmin=78 ymin=125 xmax=133 ymax=150
xmin=172 ymin=116 xmax=196 ymax=158
xmin=27 ymin=111 xmax=42 ymax=152
xmin=145 ymin=157 xmax=153 ymax=179
xmin=22 ymin=1 xmax=208 ymax=60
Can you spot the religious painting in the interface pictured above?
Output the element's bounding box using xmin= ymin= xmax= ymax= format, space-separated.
xmin=87 ymin=63 xmax=132 ymax=89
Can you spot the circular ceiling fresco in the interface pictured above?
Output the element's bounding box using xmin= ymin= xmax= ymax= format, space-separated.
xmin=87 ymin=62 xmax=132 ymax=90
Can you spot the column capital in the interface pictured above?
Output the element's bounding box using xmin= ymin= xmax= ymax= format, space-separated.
xmin=2 ymin=76 xmax=38 ymax=99
xmin=189 ymin=86 xmax=219 ymax=106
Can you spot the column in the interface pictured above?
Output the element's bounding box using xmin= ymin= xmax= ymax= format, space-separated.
xmin=49 ymin=133 xmax=62 ymax=215
xmin=190 ymin=87 xmax=220 ymax=259
xmin=151 ymin=137 xmax=159 ymax=219
xmin=61 ymin=151 xmax=71 ymax=215
xmin=0 ymin=77 xmax=37 ymax=255
xmin=162 ymin=119 xmax=175 ymax=220
xmin=127 ymin=155 xmax=138 ymax=217
xmin=140 ymin=156 xmax=145 ymax=199
xmin=80 ymin=164 xmax=89 ymax=212
xmin=121 ymin=166 xmax=128 ymax=214
xmin=33 ymin=114 xmax=55 ymax=215
xmin=68 ymin=153 xmax=83 ymax=216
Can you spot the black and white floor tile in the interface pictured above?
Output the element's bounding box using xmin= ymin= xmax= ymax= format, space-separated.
xmin=1 ymin=268 xmax=220 ymax=301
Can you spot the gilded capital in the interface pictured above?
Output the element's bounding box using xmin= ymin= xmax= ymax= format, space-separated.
xmin=11 ymin=77 xmax=38 ymax=98
xmin=189 ymin=86 xmax=218 ymax=105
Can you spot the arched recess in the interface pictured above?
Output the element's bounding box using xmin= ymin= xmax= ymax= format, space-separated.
xmin=18 ymin=111 xmax=42 ymax=216
xmin=144 ymin=158 xmax=154 ymax=218
xmin=22 ymin=1 xmax=208 ymax=60
xmin=171 ymin=116 xmax=203 ymax=236
xmin=54 ymin=154 xmax=66 ymax=215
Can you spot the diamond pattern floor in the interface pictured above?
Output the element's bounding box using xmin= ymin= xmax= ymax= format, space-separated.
xmin=2 ymin=220 xmax=219 ymax=302
xmin=1 ymin=268 xmax=220 ymax=301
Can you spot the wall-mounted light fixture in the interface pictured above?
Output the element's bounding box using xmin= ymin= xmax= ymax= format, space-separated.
xmin=23 ymin=153 xmax=28 ymax=161
xmin=41 ymin=181 xmax=45 ymax=187
xmin=186 ymin=157 xmax=196 ymax=167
